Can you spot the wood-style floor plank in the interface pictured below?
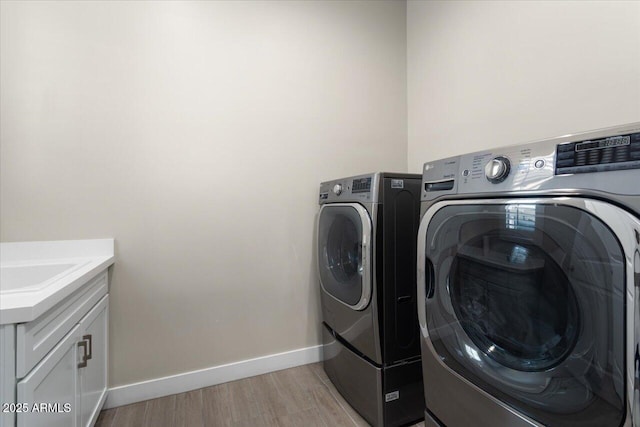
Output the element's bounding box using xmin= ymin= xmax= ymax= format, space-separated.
xmin=276 ymin=407 xmax=327 ymax=427
xmin=101 ymin=362 xmax=429 ymax=426
xmin=202 ymin=382 xmax=234 ymax=425
xmin=226 ymin=377 xmax=261 ymax=422
xmin=227 ymin=414 xmax=279 ymax=427
xmin=311 ymin=385 xmax=360 ymax=427
xmin=271 ymin=365 xmax=322 ymax=414
xmin=143 ymin=394 xmax=176 ymax=427
xmin=175 ymin=389 xmax=204 ymax=427
xmin=321 ymin=378 xmax=370 ymax=426
xmin=247 ymin=373 xmax=291 ymax=419
xmin=94 ymin=407 xmax=116 ymax=427
xmin=111 ymin=401 xmax=147 ymax=427
xmin=308 ymin=362 xmax=330 ymax=384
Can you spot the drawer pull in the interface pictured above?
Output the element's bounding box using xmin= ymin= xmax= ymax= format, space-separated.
xmin=78 ymin=341 xmax=88 ymax=368
xmin=83 ymin=334 xmax=93 ymax=360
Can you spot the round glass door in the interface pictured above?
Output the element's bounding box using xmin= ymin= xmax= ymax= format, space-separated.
xmin=318 ymin=204 xmax=371 ymax=309
xmin=450 ymin=235 xmax=580 ymax=373
xmin=424 ymin=202 xmax=625 ymax=427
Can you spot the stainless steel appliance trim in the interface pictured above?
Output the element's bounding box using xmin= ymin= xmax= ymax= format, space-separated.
xmin=417 ymin=196 xmax=640 ymax=425
xmin=318 ymin=202 xmax=373 ymax=311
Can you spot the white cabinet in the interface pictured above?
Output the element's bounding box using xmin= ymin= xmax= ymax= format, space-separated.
xmin=0 ymin=239 xmax=114 ymax=427
xmin=4 ymin=271 xmax=109 ymax=427
xmin=78 ymin=296 xmax=108 ymax=427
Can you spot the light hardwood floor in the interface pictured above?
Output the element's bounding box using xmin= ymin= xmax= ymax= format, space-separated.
xmin=96 ymin=363 xmax=425 ymax=427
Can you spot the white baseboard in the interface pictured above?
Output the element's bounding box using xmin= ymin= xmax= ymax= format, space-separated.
xmin=104 ymin=344 xmax=322 ymax=409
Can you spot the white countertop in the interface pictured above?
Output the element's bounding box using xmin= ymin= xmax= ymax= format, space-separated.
xmin=0 ymin=239 xmax=115 ymax=324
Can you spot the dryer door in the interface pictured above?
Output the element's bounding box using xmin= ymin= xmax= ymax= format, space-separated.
xmin=417 ymin=198 xmax=639 ymax=427
xmin=318 ymin=203 xmax=372 ymax=310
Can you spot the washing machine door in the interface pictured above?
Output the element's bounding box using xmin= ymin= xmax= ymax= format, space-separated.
xmin=318 ymin=203 xmax=372 ymax=310
xmin=417 ymin=197 xmax=640 ymax=427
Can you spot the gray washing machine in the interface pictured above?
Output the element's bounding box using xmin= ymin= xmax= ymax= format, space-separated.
xmin=416 ymin=122 xmax=640 ymax=427
xmin=317 ymin=172 xmax=424 ymax=427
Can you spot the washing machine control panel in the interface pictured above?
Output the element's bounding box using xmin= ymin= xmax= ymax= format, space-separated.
xmin=484 ymin=156 xmax=511 ymax=183
xmin=351 ymin=177 xmax=372 ymax=193
xmin=555 ymin=132 xmax=640 ymax=175
xmin=319 ymin=174 xmax=377 ymax=204
xmin=421 ymin=122 xmax=640 ymax=201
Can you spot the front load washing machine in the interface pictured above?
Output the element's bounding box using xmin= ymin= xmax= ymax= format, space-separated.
xmin=416 ymin=122 xmax=640 ymax=427
xmin=317 ymin=172 xmax=424 ymax=427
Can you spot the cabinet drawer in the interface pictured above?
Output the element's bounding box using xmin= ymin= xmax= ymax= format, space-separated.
xmin=16 ymin=272 xmax=108 ymax=378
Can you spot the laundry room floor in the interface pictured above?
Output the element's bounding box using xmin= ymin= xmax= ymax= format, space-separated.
xmin=95 ymin=362 xmax=426 ymax=427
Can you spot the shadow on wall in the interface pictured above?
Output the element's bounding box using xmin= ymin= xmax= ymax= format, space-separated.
xmin=309 ymin=211 xmax=323 ymax=345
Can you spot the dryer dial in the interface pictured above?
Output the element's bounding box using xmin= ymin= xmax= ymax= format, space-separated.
xmin=485 ymin=156 xmax=511 ymax=183
xmin=333 ymin=184 xmax=343 ymax=195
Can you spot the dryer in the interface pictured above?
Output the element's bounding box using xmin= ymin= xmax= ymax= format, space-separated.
xmin=318 ymin=172 xmax=424 ymax=427
xmin=416 ymin=123 xmax=640 ymax=427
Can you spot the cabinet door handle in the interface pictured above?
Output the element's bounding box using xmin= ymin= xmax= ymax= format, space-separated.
xmin=83 ymin=334 xmax=93 ymax=360
xmin=78 ymin=341 xmax=88 ymax=368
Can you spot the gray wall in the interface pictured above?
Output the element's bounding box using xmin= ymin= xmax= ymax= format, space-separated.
xmin=0 ymin=1 xmax=408 ymax=388
xmin=408 ymin=0 xmax=640 ymax=170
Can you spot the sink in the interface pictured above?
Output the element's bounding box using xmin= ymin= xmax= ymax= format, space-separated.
xmin=0 ymin=239 xmax=114 ymax=324
xmin=0 ymin=263 xmax=81 ymax=292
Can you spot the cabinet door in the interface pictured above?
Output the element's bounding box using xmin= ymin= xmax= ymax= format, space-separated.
xmin=0 ymin=325 xmax=16 ymax=427
xmin=17 ymin=325 xmax=80 ymax=427
xmin=78 ymin=295 xmax=108 ymax=427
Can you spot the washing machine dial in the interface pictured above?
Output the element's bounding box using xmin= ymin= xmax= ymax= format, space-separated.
xmin=333 ymin=184 xmax=343 ymax=195
xmin=485 ymin=156 xmax=511 ymax=183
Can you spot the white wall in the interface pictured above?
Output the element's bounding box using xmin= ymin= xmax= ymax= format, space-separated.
xmin=0 ymin=1 xmax=407 ymax=388
xmin=408 ymin=0 xmax=640 ymax=171
xmin=6 ymin=0 xmax=637 ymax=397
